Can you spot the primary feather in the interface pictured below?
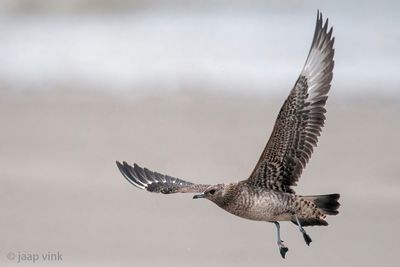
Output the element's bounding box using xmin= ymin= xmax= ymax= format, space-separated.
xmin=116 ymin=161 xmax=210 ymax=194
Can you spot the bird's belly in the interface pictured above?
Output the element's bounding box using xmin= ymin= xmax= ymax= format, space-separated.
xmin=225 ymin=192 xmax=294 ymax=222
xmin=238 ymin=205 xmax=293 ymax=222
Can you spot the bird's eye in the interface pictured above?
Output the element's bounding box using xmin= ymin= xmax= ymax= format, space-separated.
xmin=208 ymin=189 xmax=216 ymax=195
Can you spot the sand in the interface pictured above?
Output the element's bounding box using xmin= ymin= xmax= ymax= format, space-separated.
xmin=1 ymin=90 xmax=399 ymax=266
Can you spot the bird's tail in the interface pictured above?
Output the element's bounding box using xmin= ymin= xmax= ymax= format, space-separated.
xmin=302 ymin=193 xmax=340 ymax=215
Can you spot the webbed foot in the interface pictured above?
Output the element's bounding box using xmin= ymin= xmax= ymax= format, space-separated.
xmin=302 ymin=232 xmax=312 ymax=246
xmin=277 ymin=241 xmax=289 ymax=259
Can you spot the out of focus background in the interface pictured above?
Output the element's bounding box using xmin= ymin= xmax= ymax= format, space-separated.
xmin=1 ymin=1 xmax=399 ymax=266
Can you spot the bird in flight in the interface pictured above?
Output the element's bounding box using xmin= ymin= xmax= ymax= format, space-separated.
xmin=117 ymin=11 xmax=339 ymax=259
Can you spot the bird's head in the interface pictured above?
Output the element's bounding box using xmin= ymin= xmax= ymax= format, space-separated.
xmin=193 ymin=183 xmax=235 ymax=206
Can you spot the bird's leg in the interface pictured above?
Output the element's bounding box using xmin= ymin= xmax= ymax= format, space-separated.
xmin=294 ymin=214 xmax=312 ymax=246
xmin=273 ymin=221 xmax=288 ymax=258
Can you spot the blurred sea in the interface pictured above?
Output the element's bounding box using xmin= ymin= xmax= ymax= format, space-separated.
xmin=0 ymin=1 xmax=399 ymax=96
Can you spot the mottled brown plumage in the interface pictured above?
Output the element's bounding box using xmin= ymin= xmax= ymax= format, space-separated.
xmin=247 ymin=12 xmax=334 ymax=194
xmin=117 ymin=11 xmax=340 ymax=259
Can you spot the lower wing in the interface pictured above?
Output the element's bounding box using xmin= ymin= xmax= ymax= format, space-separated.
xmin=116 ymin=161 xmax=210 ymax=194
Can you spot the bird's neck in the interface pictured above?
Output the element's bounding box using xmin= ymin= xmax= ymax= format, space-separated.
xmin=214 ymin=182 xmax=239 ymax=208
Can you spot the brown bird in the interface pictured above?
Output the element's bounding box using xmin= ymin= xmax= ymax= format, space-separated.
xmin=117 ymin=11 xmax=339 ymax=259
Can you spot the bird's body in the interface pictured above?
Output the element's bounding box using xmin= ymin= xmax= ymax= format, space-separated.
xmin=214 ymin=182 xmax=298 ymax=222
xmin=117 ymin=11 xmax=340 ymax=258
xmin=197 ymin=181 xmax=335 ymax=224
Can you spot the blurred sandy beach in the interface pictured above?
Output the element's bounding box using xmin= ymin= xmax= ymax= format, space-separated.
xmin=1 ymin=90 xmax=399 ymax=266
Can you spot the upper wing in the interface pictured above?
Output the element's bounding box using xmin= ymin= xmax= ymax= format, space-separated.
xmin=246 ymin=12 xmax=335 ymax=193
xmin=117 ymin=161 xmax=210 ymax=194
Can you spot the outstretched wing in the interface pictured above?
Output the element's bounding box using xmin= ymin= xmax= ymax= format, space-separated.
xmin=246 ymin=12 xmax=335 ymax=193
xmin=116 ymin=161 xmax=210 ymax=194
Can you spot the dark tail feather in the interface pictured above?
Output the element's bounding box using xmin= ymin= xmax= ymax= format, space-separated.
xmin=292 ymin=217 xmax=328 ymax=227
xmin=303 ymin=193 xmax=341 ymax=215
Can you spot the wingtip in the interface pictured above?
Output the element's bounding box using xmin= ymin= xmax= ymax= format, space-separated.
xmin=315 ymin=10 xmax=332 ymax=33
xmin=317 ymin=9 xmax=322 ymax=23
xmin=116 ymin=160 xmax=147 ymax=190
xmin=116 ymin=160 xmax=124 ymax=171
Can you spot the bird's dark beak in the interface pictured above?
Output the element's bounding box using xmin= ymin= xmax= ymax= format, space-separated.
xmin=193 ymin=193 xmax=205 ymax=199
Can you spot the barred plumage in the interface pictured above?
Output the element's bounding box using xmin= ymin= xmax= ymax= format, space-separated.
xmin=247 ymin=11 xmax=335 ymax=194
